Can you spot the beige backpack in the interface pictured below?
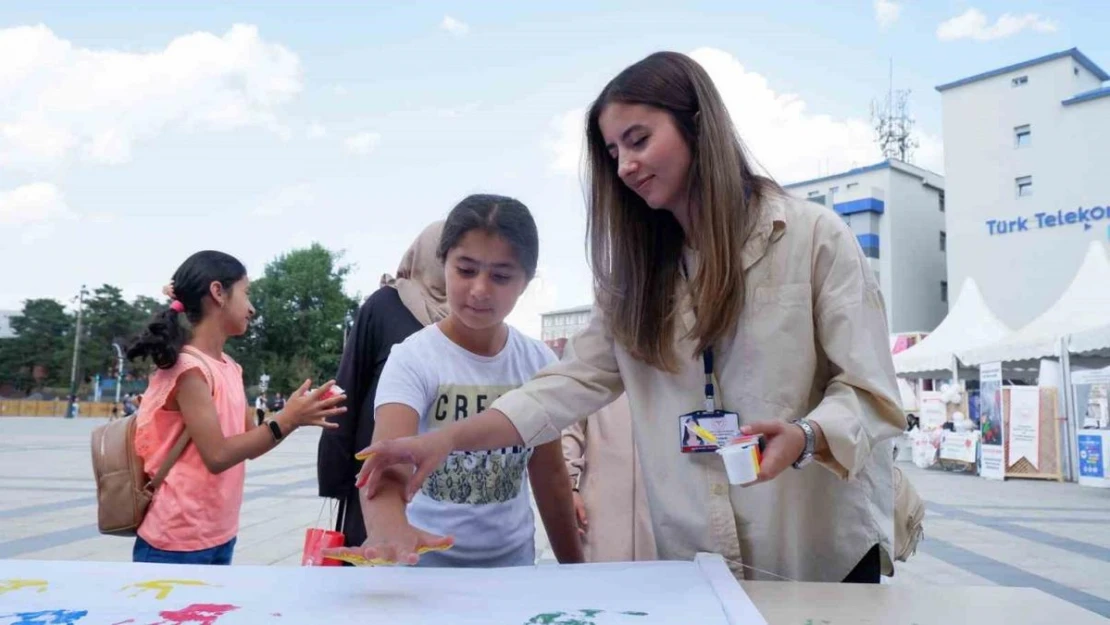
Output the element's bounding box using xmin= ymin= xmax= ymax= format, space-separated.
xmin=90 ymin=346 xmax=214 ymax=537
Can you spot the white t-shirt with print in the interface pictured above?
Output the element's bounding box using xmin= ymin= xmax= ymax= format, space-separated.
xmin=373 ymin=323 xmax=557 ymax=566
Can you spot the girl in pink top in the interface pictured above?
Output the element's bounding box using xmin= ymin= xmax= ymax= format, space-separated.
xmin=127 ymin=250 xmax=347 ymax=565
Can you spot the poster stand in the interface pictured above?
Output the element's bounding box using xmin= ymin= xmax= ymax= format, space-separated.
xmin=1003 ymin=386 xmax=1064 ymax=482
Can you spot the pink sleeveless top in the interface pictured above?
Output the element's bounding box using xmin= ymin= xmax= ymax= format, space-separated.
xmin=134 ymin=346 xmax=248 ymax=551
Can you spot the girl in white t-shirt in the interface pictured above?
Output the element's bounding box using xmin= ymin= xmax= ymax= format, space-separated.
xmin=326 ymin=194 xmax=582 ymax=568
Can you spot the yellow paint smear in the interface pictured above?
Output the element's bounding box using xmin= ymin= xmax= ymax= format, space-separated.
xmin=0 ymin=579 xmax=48 ymax=596
xmin=121 ymin=579 xmax=217 ymax=600
xmin=687 ymin=422 xmax=718 ymax=444
xmin=327 ymin=544 xmax=453 ymax=567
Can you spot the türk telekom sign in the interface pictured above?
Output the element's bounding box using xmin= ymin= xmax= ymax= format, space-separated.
xmin=986 ymin=206 xmax=1109 ymax=235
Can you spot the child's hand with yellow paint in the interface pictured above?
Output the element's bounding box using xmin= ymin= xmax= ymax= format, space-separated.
xmin=321 ymin=517 xmax=454 ymax=567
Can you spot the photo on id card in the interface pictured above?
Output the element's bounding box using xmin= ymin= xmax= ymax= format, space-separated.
xmin=679 ymin=411 xmax=740 ymax=453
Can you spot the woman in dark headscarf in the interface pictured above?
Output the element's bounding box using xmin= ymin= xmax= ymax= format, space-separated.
xmin=316 ymin=220 xmax=448 ymax=546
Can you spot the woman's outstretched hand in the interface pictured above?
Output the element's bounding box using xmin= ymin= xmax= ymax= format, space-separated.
xmin=354 ymin=428 xmax=456 ymax=501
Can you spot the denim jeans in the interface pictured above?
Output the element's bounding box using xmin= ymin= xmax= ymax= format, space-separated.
xmin=133 ymin=535 xmax=237 ymax=565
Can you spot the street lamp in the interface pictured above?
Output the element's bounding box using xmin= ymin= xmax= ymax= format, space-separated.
xmin=112 ymin=342 xmax=125 ymax=406
xmin=65 ymin=285 xmax=89 ymax=420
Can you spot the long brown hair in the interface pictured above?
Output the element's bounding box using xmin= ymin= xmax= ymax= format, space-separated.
xmin=585 ymin=51 xmax=782 ymax=372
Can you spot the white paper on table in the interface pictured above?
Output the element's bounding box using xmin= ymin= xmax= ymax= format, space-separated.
xmin=1008 ymin=386 xmax=1041 ymax=469
xmin=0 ymin=553 xmax=767 ymax=625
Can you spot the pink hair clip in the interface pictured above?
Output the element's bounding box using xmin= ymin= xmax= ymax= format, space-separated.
xmin=169 ymin=300 xmax=185 ymax=313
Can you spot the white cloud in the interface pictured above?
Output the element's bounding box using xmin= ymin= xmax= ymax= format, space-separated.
xmin=440 ymin=15 xmax=470 ymax=36
xmin=252 ymin=182 xmax=314 ymax=217
xmin=0 ymin=23 xmax=302 ymax=171
xmin=874 ymin=0 xmax=901 ymax=29
xmin=507 ymin=267 xmax=558 ymax=340
xmin=0 ymin=182 xmax=76 ymax=244
xmin=546 ymin=107 xmax=586 ymax=178
xmin=914 ymin=132 xmax=945 ymax=176
xmin=306 ymin=121 xmax=327 ymax=139
xmin=331 ymin=85 xmax=349 ymax=96
xmin=433 ymin=101 xmax=481 ymax=118
xmin=83 ymin=128 xmax=131 ymax=164
xmin=85 ymin=211 xmax=116 ymax=224
xmin=0 ymin=113 xmax=76 ymax=169
xmin=0 ymin=182 xmax=72 ymax=225
xmin=545 ymin=47 xmax=944 ymax=186
xmin=345 ymin=131 xmax=381 ymax=156
xmin=937 ymin=9 xmax=1057 ymax=42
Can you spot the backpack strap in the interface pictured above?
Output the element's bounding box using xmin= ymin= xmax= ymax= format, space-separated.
xmin=147 ymin=346 xmax=217 ymax=492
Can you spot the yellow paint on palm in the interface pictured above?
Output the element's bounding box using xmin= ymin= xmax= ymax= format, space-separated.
xmin=328 ymin=544 xmax=453 ymax=567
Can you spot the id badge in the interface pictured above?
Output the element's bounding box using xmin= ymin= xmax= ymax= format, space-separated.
xmin=678 ymin=410 xmax=741 ymax=453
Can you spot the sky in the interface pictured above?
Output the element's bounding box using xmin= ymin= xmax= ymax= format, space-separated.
xmin=1 ymin=0 xmax=1107 ymax=338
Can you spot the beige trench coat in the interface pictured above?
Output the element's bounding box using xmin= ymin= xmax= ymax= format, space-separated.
xmin=493 ymin=193 xmax=906 ymax=582
xmin=562 ymin=393 xmax=657 ymax=563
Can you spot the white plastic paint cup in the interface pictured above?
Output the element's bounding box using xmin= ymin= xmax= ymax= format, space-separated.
xmin=716 ymin=435 xmax=762 ymax=486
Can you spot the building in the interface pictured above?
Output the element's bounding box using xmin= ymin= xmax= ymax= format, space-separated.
xmin=540 ymin=304 xmax=592 ymax=355
xmin=784 ymin=159 xmax=948 ymax=334
xmin=0 ymin=310 xmax=16 ymax=339
xmin=937 ymin=48 xmax=1110 ymax=328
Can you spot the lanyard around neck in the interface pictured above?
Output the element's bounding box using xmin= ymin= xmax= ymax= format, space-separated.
xmin=682 ymin=256 xmax=718 ymax=413
xmin=703 ymin=347 xmax=716 ymax=413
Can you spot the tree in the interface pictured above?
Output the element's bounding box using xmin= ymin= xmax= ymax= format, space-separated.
xmin=234 ymin=244 xmax=358 ymax=393
xmin=124 ymin=295 xmax=168 ymax=379
xmin=83 ymin=285 xmax=150 ymax=380
xmin=132 ymin=295 xmax=165 ymax=323
xmin=0 ymin=299 xmax=73 ymax=392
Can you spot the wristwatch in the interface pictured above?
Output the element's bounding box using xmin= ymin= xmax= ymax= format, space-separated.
xmin=791 ymin=418 xmax=815 ymax=469
xmin=265 ymin=418 xmax=284 ymax=443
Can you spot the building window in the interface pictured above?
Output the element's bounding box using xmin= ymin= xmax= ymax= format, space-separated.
xmin=938 ymin=190 xmax=945 ymax=213
xmin=1015 ymin=124 xmax=1031 ymax=147
xmin=1016 ymin=176 xmax=1033 ymax=197
xmin=939 ymin=231 xmax=946 ymax=252
xmin=846 ymin=182 xmax=859 ymax=190
xmin=807 ymin=190 xmax=820 ymax=197
xmin=1075 ymin=66 xmax=1081 ymax=77
xmin=1011 ymin=75 xmax=1028 ymax=87
xmin=941 ymin=281 xmax=948 ymax=303
xmin=807 ymin=194 xmax=826 ymax=206
xmin=829 ymin=186 xmax=839 ymax=194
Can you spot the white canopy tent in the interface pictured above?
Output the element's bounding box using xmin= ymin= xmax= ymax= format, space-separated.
xmin=960 ymin=240 xmax=1110 ymax=369
xmin=1069 ymin=323 xmax=1110 ymax=358
xmin=893 ymin=278 xmax=1012 ymax=379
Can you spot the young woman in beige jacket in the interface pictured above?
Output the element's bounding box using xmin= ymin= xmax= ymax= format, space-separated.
xmin=348 ymin=51 xmax=907 ymax=584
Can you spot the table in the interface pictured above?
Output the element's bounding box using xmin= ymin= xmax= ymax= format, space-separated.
xmin=743 ymin=581 xmax=1109 ymax=624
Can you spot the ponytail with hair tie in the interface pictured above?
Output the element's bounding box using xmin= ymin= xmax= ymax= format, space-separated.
xmin=127 ymin=251 xmax=247 ymax=369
